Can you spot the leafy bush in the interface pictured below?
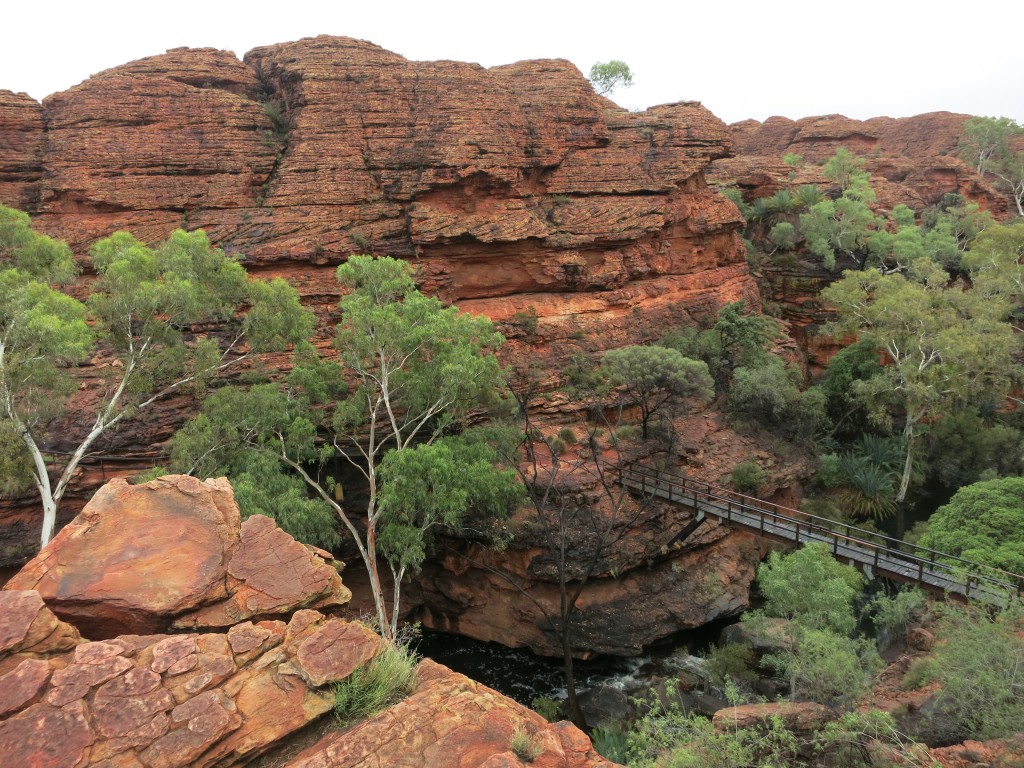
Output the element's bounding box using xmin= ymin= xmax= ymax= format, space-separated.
xmin=627 ymin=694 xmax=799 ymax=768
xmin=530 ymin=697 xmax=563 ymax=723
xmin=764 ymin=629 xmax=882 ymax=708
xmin=768 ymin=221 xmax=797 ymax=250
xmin=332 ymin=641 xmax=418 ymax=724
xmin=868 ymin=588 xmax=926 ymax=650
xmin=755 ymin=543 xmax=865 ymax=636
xmin=919 ymin=476 xmax=1024 ymax=574
xmin=557 ymin=426 xmax=578 ymax=445
xmin=927 ymin=605 xmax=1024 ymax=740
xmin=813 ymin=709 xmax=933 ymax=768
xmin=705 ymin=642 xmax=759 ymax=688
xmin=730 ymin=460 xmax=765 ymax=493
xmin=511 ymin=305 xmax=539 ymax=336
xmin=728 ymin=358 xmax=825 ymax=440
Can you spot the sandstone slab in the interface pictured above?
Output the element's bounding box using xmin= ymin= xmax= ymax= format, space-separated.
xmin=286 ymin=659 xmax=617 ymax=768
xmin=0 ymin=609 xmax=388 ymax=768
xmin=6 ymin=476 xmax=348 ymax=638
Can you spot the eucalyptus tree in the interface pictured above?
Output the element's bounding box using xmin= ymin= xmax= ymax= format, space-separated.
xmin=0 ymin=205 xmax=312 ymax=546
xmin=822 ymin=258 xmax=1019 ymax=514
xmin=171 ymin=255 xmax=521 ymax=641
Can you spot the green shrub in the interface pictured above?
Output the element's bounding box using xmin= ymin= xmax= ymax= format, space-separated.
xmin=332 ymin=641 xmax=418 ymax=724
xmin=755 ymin=543 xmax=864 ymax=636
xmin=900 ymin=656 xmax=938 ymax=691
xmin=868 ymin=588 xmax=926 ymax=650
xmin=530 ymin=696 xmax=563 ymax=723
xmin=919 ymin=476 xmax=1024 ymax=574
xmin=590 ymin=723 xmax=630 ymax=763
xmin=627 ymin=696 xmax=799 ymax=768
xmin=705 ymin=642 xmax=758 ymax=688
xmin=813 ymin=709 xmax=931 ymax=768
xmin=509 ymin=727 xmax=543 ymax=763
xmin=928 ymin=605 xmax=1024 ymax=740
xmin=613 ymin=424 xmax=640 ymax=442
xmin=546 ymin=436 xmax=567 ymax=456
xmin=730 ymin=460 xmax=765 ymax=493
xmin=557 ymin=426 xmax=577 ymax=445
xmin=764 ymin=629 xmax=882 ymax=708
xmin=350 ymin=230 xmax=371 ymax=252
xmin=511 ymin=305 xmax=539 ymax=336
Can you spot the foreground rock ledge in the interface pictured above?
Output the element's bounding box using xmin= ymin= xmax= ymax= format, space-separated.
xmin=5 ymin=476 xmax=350 ymax=638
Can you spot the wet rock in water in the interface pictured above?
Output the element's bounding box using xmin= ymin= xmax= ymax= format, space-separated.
xmin=578 ymin=685 xmax=631 ymax=730
xmin=719 ymin=617 xmax=796 ymax=654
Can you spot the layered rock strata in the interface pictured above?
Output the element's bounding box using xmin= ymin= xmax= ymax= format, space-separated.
xmin=711 ymin=112 xmax=1006 ymax=215
xmin=0 ymin=36 xmax=756 ymax=562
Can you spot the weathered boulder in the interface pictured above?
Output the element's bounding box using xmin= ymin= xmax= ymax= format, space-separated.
xmin=719 ymin=617 xmax=797 ymax=654
xmin=0 ymin=589 xmax=81 ymax=658
xmin=712 ymin=701 xmax=831 ymax=734
xmin=5 ymin=476 xmax=349 ymax=638
xmin=285 ymin=659 xmax=618 ymax=768
xmin=0 ymin=607 xmax=383 ymax=768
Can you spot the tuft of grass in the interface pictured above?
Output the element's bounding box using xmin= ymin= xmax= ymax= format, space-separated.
xmin=509 ymin=727 xmax=543 ymax=763
xmin=332 ymin=641 xmax=418 ymax=725
xmin=590 ymin=723 xmax=630 ymax=763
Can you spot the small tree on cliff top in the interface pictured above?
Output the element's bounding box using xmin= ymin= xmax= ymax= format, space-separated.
xmin=588 ymin=60 xmax=633 ymax=96
xmin=0 ymin=205 xmax=313 ymax=547
xmin=171 ymin=255 xmax=522 ymax=641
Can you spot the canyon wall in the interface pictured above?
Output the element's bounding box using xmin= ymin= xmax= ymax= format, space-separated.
xmin=708 ymin=111 xmax=1009 ymax=373
xmin=0 ymin=36 xmax=769 ymax=653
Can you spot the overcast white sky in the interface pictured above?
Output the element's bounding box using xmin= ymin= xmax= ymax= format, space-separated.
xmin=3 ymin=0 xmax=1022 ymax=126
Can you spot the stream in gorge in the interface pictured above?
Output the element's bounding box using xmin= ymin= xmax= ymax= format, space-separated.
xmin=416 ymin=617 xmax=735 ymax=707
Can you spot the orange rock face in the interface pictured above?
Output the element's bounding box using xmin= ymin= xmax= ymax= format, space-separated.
xmin=5 ymin=476 xmax=349 ymax=637
xmin=0 ymin=90 xmax=43 ymax=210
xmin=0 ymin=36 xmax=756 ymax=569
xmin=0 ymin=486 xmax=612 ymax=768
xmin=712 ymin=111 xmax=1007 ymax=216
xmin=287 ymin=659 xmax=617 ymax=768
xmin=0 ymin=606 xmax=384 ymax=768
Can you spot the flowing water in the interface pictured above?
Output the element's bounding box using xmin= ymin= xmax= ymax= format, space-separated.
xmin=416 ymin=619 xmax=734 ymax=707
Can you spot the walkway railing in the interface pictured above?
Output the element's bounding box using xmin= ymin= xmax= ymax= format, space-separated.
xmin=619 ymin=464 xmax=1024 ymax=605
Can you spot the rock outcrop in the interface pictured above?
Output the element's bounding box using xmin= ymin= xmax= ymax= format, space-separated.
xmin=708 ymin=111 xmax=1011 ymax=374
xmin=711 ymin=112 xmax=1007 ymax=216
xmin=287 ymin=659 xmax=617 ymax=768
xmin=418 ymin=520 xmax=768 ymax=657
xmin=6 ymin=475 xmax=350 ymax=638
xmin=0 ymin=476 xmax=614 ymax=768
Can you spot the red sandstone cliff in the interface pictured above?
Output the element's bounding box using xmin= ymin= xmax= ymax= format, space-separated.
xmin=0 ymin=37 xmax=756 ymax=559
xmin=711 ymin=112 xmax=1007 ymax=215
xmin=0 ymin=37 xmax=772 ymax=655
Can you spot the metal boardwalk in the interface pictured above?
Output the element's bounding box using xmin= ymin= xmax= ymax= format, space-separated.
xmin=620 ymin=465 xmax=1024 ymax=605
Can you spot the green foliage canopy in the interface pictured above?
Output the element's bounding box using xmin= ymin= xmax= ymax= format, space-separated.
xmin=821 ymin=258 xmax=1018 ymax=504
xmin=755 ymin=543 xmax=865 ymax=636
xmin=919 ymin=477 xmax=1024 ymax=574
xmin=0 ymin=206 xmax=313 ymax=546
xmin=588 ymin=60 xmax=633 ymax=96
xmin=172 ymin=255 xmax=519 ymax=640
xmin=601 ymin=345 xmax=712 ymax=438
